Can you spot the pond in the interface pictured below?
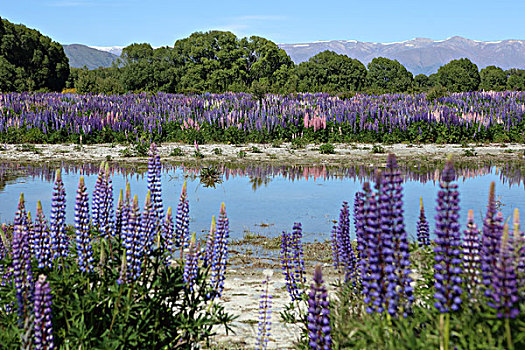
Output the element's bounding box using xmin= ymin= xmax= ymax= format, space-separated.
xmin=0 ymin=161 xmax=523 ymax=242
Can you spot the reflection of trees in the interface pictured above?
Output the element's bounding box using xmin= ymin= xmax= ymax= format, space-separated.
xmin=249 ymin=176 xmax=272 ymax=191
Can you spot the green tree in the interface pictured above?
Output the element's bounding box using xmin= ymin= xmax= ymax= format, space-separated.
xmin=506 ymin=69 xmax=525 ymax=91
xmin=479 ymin=65 xmax=507 ymax=91
xmin=414 ymin=74 xmax=431 ymax=90
xmin=295 ymin=50 xmax=366 ymax=93
xmin=437 ymin=58 xmax=480 ymax=92
xmin=0 ymin=17 xmax=69 ymax=91
xmin=365 ymin=57 xmax=413 ymax=93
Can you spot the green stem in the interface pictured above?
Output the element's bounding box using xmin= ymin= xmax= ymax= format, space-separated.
xmin=505 ymin=318 xmax=514 ymax=350
xmin=444 ymin=313 xmax=450 ymax=350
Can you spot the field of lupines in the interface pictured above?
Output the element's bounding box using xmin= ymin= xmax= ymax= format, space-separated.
xmin=0 ymin=144 xmax=524 ymax=349
xmin=1 ymin=91 xmax=525 ymax=144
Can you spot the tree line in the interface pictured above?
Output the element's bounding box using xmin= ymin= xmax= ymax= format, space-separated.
xmin=1 ymin=17 xmax=524 ymax=95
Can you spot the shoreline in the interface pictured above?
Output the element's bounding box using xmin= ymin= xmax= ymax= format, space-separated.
xmin=0 ymin=142 xmax=524 ymax=167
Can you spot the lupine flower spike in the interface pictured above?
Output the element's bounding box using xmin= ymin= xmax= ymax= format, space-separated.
xmin=50 ymin=169 xmax=68 ymax=263
xmin=203 ymin=215 xmax=216 ymax=267
xmin=256 ymin=269 xmax=273 ymax=350
xmin=33 ymin=274 xmax=54 ymax=350
xmin=12 ymin=204 xmax=33 ymax=322
xmin=307 ymin=265 xmax=331 ymax=350
xmin=75 ymin=177 xmax=94 ymax=273
xmin=183 ymin=233 xmax=200 ymax=290
xmin=210 ymin=202 xmax=229 ymax=299
xmin=433 ymin=159 xmax=462 ymax=313
xmin=481 ymin=182 xmax=504 ymax=293
xmin=417 ymin=197 xmax=430 ymax=247
xmin=33 ymin=201 xmax=52 ymax=269
xmin=462 ymin=209 xmax=481 ymax=297
xmin=175 ymin=181 xmax=190 ymax=255
xmin=124 ymin=195 xmax=143 ymax=282
xmin=162 ymin=207 xmax=175 ymax=265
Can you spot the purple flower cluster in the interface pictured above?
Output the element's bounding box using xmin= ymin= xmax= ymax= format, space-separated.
xmin=49 ymin=170 xmax=68 ymax=262
xmin=183 ymin=234 xmax=200 ymax=290
xmin=280 ymin=222 xmax=306 ymax=301
xmin=353 ymin=191 xmax=366 ymax=260
xmin=92 ymin=163 xmax=114 ymax=239
xmin=33 ymin=274 xmax=54 ymax=350
xmin=175 ymin=181 xmax=190 ymax=253
xmin=359 ymin=161 xmax=412 ymax=316
xmin=122 ymin=195 xmax=144 ymax=282
xmin=74 ymin=177 xmax=94 ymax=273
xmin=140 ymin=191 xmax=157 ymax=253
xmin=331 ymin=202 xmax=357 ymax=284
xmin=307 ymin=265 xmax=331 ymax=350
xmin=487 ymin=225 xmax=520 ymax=319
xmin=433 ymin=160 xmax=462 ymax=313
xmin=256 ymin=272 xmax=273 ymax=350
xmin=481 ymin=182 xmax=504 ymax=294
xmin=12 ymin=197 xmax=33 ymax=321
xmin=462 ymin=209 xmax=481 ymax=296
xmin=32 ymin=201 xmax=52 ymax=269
xmin=147 ymin=143 xmax=164 ymax=222
xmin=417 ymin=197 xmax=430 ymax=247
xmin=162 ymin=206 xmax=175 ymax=265
xmin=210 ymin=203 xmax=230 ymax=299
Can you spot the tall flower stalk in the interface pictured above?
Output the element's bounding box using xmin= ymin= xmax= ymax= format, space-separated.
xmin=33 ymin=274 xmax=54 ymax=350
xmin=183 ymin=233 xmax=200 ymax=291
xmin=210 ymin=203 xmax=229 ymax=299
xmin=462 ymin=209 xmax=481 ymax=297
xmin=75 ymin=177 xmax=93 ymax=273
xmin=433 ymin=159 xmax=462 ymax=350
xmin=49 ymin=170 xmax=68 ymax=263
xmin=417 ymin=197 xmax=430 ymax=247
xmin=256 ymin=270 xmax=273 ymax=350
xmin=33 ymin=201 xmax=52 ymax=269
xmin=175 ymin=181 xmax=190 ymax=255
xmin=307 ymin=265 xmax=331 ymax=350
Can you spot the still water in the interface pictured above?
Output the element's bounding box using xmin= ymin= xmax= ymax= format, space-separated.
xmin=0 ymin=162 xmax=523 ymax=242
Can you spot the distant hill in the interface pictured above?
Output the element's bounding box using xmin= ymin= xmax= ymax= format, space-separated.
xmin=63 ymin=44 xmax=119 ymax=69
xmin=278 ymin=36 xmax=525 ymax=75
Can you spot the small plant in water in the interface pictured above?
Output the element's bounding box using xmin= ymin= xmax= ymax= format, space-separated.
xmin=170 ymin=147 xmax=184 ymax=156
xmin=319 ymin=143 xmax=335 ymax=154
xmin=371 ymin=144 xmax=385 ymax=154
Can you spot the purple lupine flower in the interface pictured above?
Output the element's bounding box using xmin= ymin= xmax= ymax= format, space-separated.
xmin=354 ymin=191 xmax=366 ymax=261
xmin=163 ymin=207 xmax=175 ymax=265
xmin=487 ymin=225 xmax=520 ymax=319
xmin=115 ymin=189 xmax=125 ymax=241
xmin=183 ymin=233 xmax=200 ymax=290
xmin=33 ymin=274 xmax=54 ymax=350
xmin=361 ymin=176 xmax=396 ymax=315
xmin=202 ymin=215 xmax=216 ymax=268
xmin=332 ymin=202 xmax=357 ymax=284
xmin=513 ymin=209 xmax=525 ymax=290
xmin=49 ymin=170 xmax=68 ymax=262
xmin=481 ymin=182 xmax=504 ymax=294
xmin=140 ymin=191 xmax=157 ymax=253
xmin=98 ymin=164 xmax=114 ymax=239
xmin=417 ymin=197 xmax=430 ymax=247
xmin=462 ymin=209 xmax=481 ymax=296
xmin=75 ymin=177 xmax=93 ymax=273
xmin=124 ymin=195 xmax=143 ymax=282
xmin=434 ymin=160 xmax=462 ymax=313
xmin=147 ymin=143 xmax=164 ymax=222
xmin=307 ymin=265 xmax=331 ymax=350
xmin=280 ymin=231 xmax=298 ymax=300
xmin=381 ymin=153 xmax=413 ymax=314
xmin=33 ymin=201 xmax=52 ymax=269
xmin=91 ymin=162 xmax=106 ymax=231
xmin=210 ymin=202 xmax=229 ymax=299
xmin=14 ymin=193 xmax=27 ymax=228
xmin=256 ymin=270 xmax=273 ymax=350
xmin=175 ymin=181 xmax=190 ymax=253
xmin=11 ymin=206 xmax=33 ymax=321
xmin=291 ymin=222 xmax=306 ymax=290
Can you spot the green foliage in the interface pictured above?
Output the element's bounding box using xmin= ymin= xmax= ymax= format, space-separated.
xmin=480 ymin=66 xmax=507 ymax=91
xmin=319 ymin=143 xmax=335 ymax=154
xmin=0 ymin=231 xmax=234 ymax=349
xmin=366 ymin=57 xmax=414 ymax=93
xmin=426 ymin=85 xmax=449 ymax=101
xmin=0 ymin=17 xmax=69 ymax=92
xmin=371 ymin=144 xmax=386 ymax=154
xmin=506 ymin=69 xmax=525 ymax=91
xmin=169 ymin=147 xmax=184 ymax=156
xmin=438 ymin=58 xmax=480 ymax=92
xmin=295 ymin=51 xmax=367 ymax=93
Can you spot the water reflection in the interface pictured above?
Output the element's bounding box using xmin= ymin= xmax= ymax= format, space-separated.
xmin=0 ymin=161 xmax=523 ymax=242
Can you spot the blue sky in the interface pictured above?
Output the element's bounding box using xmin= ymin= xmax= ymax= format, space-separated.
xmin=3 ymin=0 xmax=525 ymax=46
